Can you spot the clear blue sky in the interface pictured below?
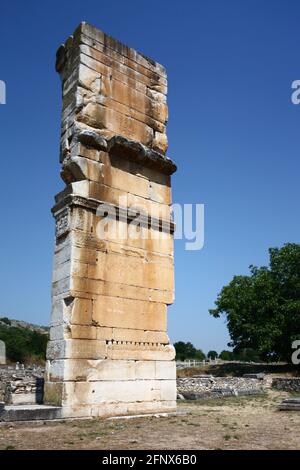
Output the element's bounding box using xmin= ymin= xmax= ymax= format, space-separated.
xmin=1 ymin=0 xmax=299 ymax=354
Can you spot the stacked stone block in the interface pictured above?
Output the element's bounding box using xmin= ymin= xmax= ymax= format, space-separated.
xmin=44 ymin=22 xmax=177 ymax=418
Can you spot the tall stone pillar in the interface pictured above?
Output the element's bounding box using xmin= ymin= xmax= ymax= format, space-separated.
xmin=44 ymin=22 xmax=177 ymax=418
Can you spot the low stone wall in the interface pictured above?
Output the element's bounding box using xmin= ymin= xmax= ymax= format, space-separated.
xmin=177 ymin=376 xmax=265 ymax=400
xmin=1 ymin=367 xmax=279 ymax=407
xmin=0 ymin=366 xmax=44 ymax=405
xmin=272 ymin=377 xmax=300 ymax=393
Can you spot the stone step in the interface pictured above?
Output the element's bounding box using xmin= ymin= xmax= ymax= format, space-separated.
xmin=243 ymin=373 xmax=265 ymax=380
xmin=279 ymin=398 xmax=300 ymax=411
xmin=0 ymin=405 xmax=62 ymax=422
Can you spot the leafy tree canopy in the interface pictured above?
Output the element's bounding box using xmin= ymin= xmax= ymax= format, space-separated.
xmin=207 ymin=350 xmax=218 ymax=360
xmin=174 ymin=341 xmax=206 ymax=361
xmin=210 ymin=243 xmax=300 ymax=361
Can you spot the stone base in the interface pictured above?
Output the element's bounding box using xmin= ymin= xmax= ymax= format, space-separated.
xmin=10 ymin=392 xmax=43 ymax=405
xmin=44 ymin=358 xmax=176 ymax=418
xmin=0 ymin=405 xmax=62 ymax=422
xmin=0 ymin=403 xmax=182 ymax=423
xmin=59 ymin=400 xmax=176 ymax=419
xmin=44 ymin=377 xmax=177 ymax=418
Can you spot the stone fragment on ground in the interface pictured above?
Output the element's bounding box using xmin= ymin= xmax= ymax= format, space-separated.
xmin=177 ymin=376 xmax=265 ymax=400
xmin=279 ymin=397 xmax=300 ymax=411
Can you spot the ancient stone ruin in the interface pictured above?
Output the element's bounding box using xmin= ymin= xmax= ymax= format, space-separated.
xmin=0 ymin=365 xmax=44 ymax=406
xmin=0 ymin=341 xmax=5 ymax=365
xmin=44 ymin=22 xmax=177 ymax=418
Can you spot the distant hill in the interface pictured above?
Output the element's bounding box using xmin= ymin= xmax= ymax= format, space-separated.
xmin=0 ymin=317 xmax=49 ymax=334
xmin=0 ymin=317 xmax=49 ymax=364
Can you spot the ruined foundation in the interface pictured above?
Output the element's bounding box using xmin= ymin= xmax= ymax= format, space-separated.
xmin=44 ymin=22 xmax=177 ymax=418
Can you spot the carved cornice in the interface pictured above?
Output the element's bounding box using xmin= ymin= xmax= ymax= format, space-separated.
xmin=68 ymin=130 xmax=177 ymax=175
xmin=52 ymin=194 xmax=175 ymax=235
xmin=107 ymin=135 xmax=177 ymax=175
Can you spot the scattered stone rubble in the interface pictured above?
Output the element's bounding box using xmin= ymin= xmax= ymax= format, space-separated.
xmin=272 ymin=378 xmax=300 ymax=393
xmin=0 ymin=365 xmax=44 ymax=405
xmin=177 ymin=376 xmax=265 ymax=400
xmin=2 ymin=362 xmax=300 ymax=415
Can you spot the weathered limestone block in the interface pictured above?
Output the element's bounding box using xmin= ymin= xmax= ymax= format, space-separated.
xmin=53 ymin=275 xmax=174 ymax=304
xmin=55 ymin=379 xmax=176 ymax=406
xmin=112 ymin=328 xmax=169 ymax=344
xmin=46 ymin=359 xmax=175 ymax=382
xmin=45 ymin=22 xmax=177 ymax=418
xmin=92 ymin=296 xmax=167 ymax=330
xmin=56 ymin=24 xmax=169 ymax=155
xmin=72 ymin=224 xmax=174 ymax=257
xmin=87 ymin=251 xmax=174 ymax=290
xmin=47 ymin=339 xmax=107 ymax=360
xmin=49 ymin=296 xmax=93 ymax=330
xmin=78 ymin=51 xmax=168 ymax=97
xmin=106 ymin=344 xmax=175 ymax=361
xmin=153 ymin=131 xmax=168 ymax=154
xmin=77 ymin=35 xmax=167 ymax=85
xmin=60 ymin=400 xmax=177 ymax=419
xmin=88 ymin=182 xmax=172 ymax=220
xmin=52 ymin=324 xmax=170 ymax=344
xmin=77 ymin=103 xmax=155 ymax=146
xmin=59 ymin=155 xmax=172 ymax=204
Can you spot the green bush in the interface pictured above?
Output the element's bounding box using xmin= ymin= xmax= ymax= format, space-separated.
xmin=0 ymin=324 xmax=49 ymax=363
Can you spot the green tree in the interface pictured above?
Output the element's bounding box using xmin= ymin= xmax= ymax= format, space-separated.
xmin=174 ymin=341 xmax=206 ymax=361
xmin=207 ymin=350 xmax=218 ymax=360
xmin=210 ymin=243 xmax=300 ymax=362
xmin=234 ymin=348 xmax=261 ymax=362
xmin=219 ymin=350 xmax=234 ymax=361
xmin=194 ymin=349 xmax=206 ymax=361
xmin=30 ymin=330 xmax=48 ymax=356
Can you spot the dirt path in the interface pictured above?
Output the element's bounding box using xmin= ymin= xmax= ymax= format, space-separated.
xmin=0 ymin=391 xmax=299 ymax=450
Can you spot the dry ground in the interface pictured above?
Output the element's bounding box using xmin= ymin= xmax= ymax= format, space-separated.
xmin=0 ymin=390 xmax=300 ymax=450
